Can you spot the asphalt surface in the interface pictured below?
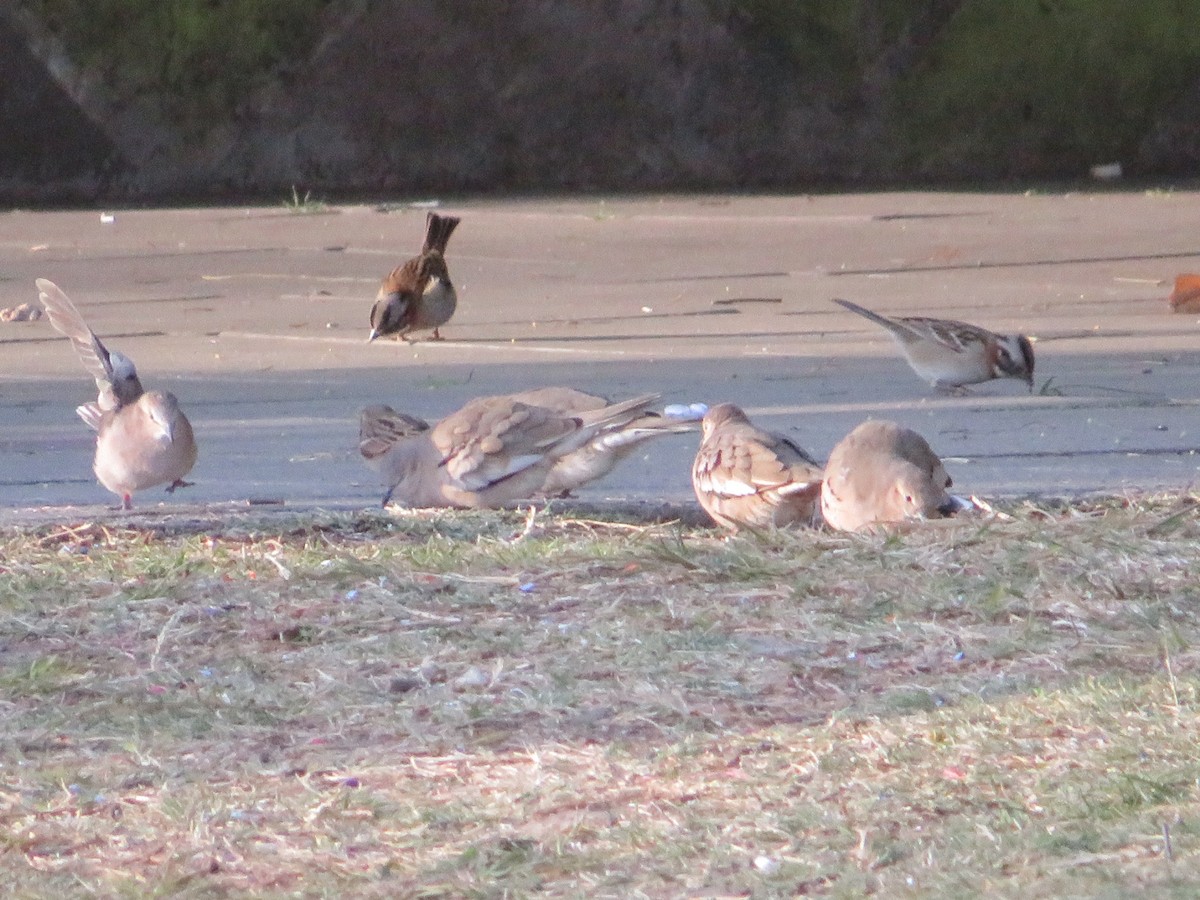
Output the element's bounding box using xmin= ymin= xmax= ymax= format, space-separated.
xmin=1 ymin=191 xmax=1198 ymax=524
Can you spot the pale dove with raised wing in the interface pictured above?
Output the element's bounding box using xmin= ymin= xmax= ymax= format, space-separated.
xmin=511 ymin=387 xmax=701 ymax=497
xmin=37 ymin=279 xmax=196 ymax=509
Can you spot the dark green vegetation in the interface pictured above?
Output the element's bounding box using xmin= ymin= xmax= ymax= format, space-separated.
xmin=8 ymin=0 xmax=1200 ymax=198
xmin=732 ymin=0 xmax=1200 ymax=176
xmin=18 ymin=0 xmax=330 ymax=129
xmin=898 ymin=0 xmax=1200 ymax=176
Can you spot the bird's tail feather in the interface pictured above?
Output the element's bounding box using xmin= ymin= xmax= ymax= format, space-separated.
xmin=576 ymin=393 xmax=662 ymax=432
xmin=831 ymin=297 xmax=900 ymax=329
xmin=422 ymin=213 xmax=461 ymax=254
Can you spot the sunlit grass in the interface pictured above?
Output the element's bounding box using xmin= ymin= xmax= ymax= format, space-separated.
xmin=1 ymin=495 xmax=1198 ymax=895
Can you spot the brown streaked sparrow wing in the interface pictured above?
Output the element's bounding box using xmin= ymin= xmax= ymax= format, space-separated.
xmin=416 ymin=212 xmax=460 ymax=339
xmin=410 ymin=251 xmax=455 ymax=339
xmin=368 ymin=255 xmax=432 ymax=342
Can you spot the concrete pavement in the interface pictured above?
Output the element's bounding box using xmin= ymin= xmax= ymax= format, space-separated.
xmin=1 ymin=191 xmax=1198 ymax=523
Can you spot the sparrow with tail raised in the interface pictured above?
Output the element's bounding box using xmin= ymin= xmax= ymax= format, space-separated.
xmin=369 ymin=212 xmax=460 ymax=342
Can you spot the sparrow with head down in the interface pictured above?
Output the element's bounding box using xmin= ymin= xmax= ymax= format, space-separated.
xmin=369 ymin=212 xmax=460 ymax=343
xmin=833 ymin=298 xmax=1034 ymax=392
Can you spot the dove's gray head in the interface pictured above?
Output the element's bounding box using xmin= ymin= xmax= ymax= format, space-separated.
xmin=109 ymin=351 xmax=140 ymax=386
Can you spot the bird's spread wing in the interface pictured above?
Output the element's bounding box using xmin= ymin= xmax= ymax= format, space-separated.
xmin=37 ymin=279 xmax=141 ymax=406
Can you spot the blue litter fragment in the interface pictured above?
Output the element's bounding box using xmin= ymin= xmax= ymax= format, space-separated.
xmin=663 ymin=402 xmax=709 ymax=421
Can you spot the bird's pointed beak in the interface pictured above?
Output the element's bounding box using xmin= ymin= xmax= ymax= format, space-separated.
xmin=152 ymin=418 xmax=174 ymax=443
xmin=367 ymin=329 xmax=380 ymax=343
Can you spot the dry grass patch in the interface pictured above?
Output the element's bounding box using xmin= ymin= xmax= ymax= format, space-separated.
xmin=1 ymin=496 xmax=1199 ymax=896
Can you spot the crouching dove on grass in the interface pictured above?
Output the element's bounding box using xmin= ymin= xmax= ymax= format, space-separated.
xmin=358 ymin=391 xmax=662 ymax=508
xmin=691 ymin=402 xmax=824 ymax=533
xmin=37 ymin=279 xmax=197 ymax=510
xmin=820 ymin=419 xmax=967 ymax=532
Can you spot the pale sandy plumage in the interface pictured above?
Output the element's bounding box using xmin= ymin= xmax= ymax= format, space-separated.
xmin=691 ymin=403 xmax=824 ymax=532
xmin=820 ymin=420 xmax=958 ymax=532
xmin=368 ymin=212 xmax=460 ymax=342
xmin=37 ymin=279 xmax=196 ymax=508
xmin=510 ymin=387 xmax=700 ymax=497
xmin=359 ymin=392 xmax=660 ymax=508
xmin=90 ymin=391 xmax=198 ymax=510
xmin=833 ymin=298 xmax=1034 ymax=391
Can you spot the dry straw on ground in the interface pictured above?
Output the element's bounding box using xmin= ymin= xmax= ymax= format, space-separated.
xmin=1 ymin=494 xmax=1199 ymax=896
